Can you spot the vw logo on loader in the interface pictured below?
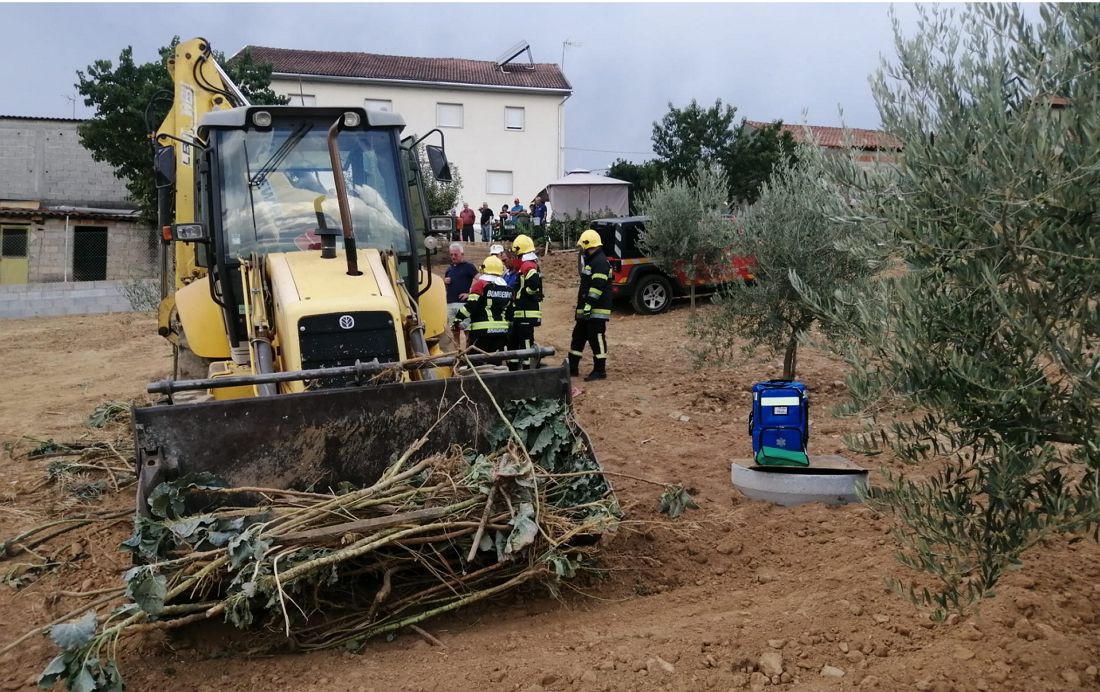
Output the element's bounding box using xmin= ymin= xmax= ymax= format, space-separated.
xmin=339 ymin=315 xmax=356 ymax=330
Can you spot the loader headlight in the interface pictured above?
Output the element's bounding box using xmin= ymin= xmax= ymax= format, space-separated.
xmin=172 ymin=223 xmax=209 ymax=243
xmin=429 ymin=216 xmax=454 ymax=233
xmin=251 ymin=110 xmax=272 ymax=128
xmin=342 ymin=112 xmax=361 ymax=128
xmin=424 ymin=235 xmax=439 ymax=251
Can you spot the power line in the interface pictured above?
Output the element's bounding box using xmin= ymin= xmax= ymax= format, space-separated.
xmin=563 ymin=145 xmax=654 ymax=156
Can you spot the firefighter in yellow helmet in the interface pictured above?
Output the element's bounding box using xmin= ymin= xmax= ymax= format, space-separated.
xmin=451 ymin=255 xmax=513 ymax=353
xmin=506 ymin=234 xmax=543 ymax=370
xmin=570 ymin=229 xmax=612 ymax=380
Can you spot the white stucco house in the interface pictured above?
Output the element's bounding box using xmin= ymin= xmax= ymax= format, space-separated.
xmin=240 ymin=44 xmax=572 ymax=213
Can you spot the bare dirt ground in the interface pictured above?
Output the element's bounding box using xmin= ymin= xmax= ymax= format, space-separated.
xmin=0 ymin=250 xmax=1096 ymax=692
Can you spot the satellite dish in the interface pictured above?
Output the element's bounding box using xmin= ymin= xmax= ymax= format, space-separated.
xmin=496 ymin=40 xmax=532 ymax=69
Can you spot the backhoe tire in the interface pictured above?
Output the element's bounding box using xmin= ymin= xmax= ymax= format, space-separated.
xmin=631 ymin=274 xmax=673 ymax=315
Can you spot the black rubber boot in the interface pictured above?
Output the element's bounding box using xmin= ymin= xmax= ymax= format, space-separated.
xmin=568 ymin=354 xmax=581 ymax=377
xmin=584 ymin=370 xmax=607 ymax=382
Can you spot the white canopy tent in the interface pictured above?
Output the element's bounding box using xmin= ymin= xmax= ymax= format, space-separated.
xmin=545 ymin=171 xmax=631 ymax=219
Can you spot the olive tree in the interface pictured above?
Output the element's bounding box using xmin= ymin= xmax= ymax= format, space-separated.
xmin=797 ymin=3 xmax=1100 ymax=618
xmin=690 ymin=146 xmax=874 ymax=379
xmin=637 ymin=162 xmax=733 ymax=310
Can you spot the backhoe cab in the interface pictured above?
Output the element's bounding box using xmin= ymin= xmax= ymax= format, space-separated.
xmin=133 ymin=39 xmax=578 ymax=514
xmin=160 ymin=104 xmax=448 ymax=390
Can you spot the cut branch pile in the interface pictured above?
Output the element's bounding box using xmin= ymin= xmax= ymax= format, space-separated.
xmin=30 ymin=398 xmax=618 ymax=691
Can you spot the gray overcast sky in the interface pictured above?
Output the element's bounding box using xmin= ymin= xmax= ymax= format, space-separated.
xmin=1 ymin=2 xmax=922 ymax=171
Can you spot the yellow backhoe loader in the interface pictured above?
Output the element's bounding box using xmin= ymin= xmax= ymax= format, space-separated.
xmin=133 ymin=38 xmax=583 ymax=512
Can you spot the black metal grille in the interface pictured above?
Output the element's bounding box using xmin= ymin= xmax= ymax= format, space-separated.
xmin=298 ymin=311 xmax=400 ymax=388
xmin=72 ymin=226 xmax=108 ymax=281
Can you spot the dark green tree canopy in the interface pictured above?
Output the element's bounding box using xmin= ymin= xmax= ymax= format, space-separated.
xmin=726 ymin=120 xmax=799 ymax=204
xmin=651 ymin=98 xmax=738 ymax=184
xmin=648 ymin=98 xmax=798 ymax=206
xmin=606 ymin=158 xmax=662 ymax=215
xmin=75 ymin=38 xmax=286 ymax=224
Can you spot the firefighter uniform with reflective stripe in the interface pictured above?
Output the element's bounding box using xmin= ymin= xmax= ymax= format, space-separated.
xmin=507 ymin=255 xmax=543 ymax=370
xmin=569 ymin=242 xmax=612 ymax=379
xmin=453 ymin=274 xmax=513 ymax=353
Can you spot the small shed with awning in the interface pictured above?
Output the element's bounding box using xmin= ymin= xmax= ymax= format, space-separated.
xmin=545 ymin=171 xmax=631 ymax=219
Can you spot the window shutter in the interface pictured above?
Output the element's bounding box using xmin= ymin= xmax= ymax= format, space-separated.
xmin=437 ymin=103 xmax=464 ymax=128
xmin=486 ymin=171 xmax=513 ymax=195
xmin=505 ymin=107 xmax=525 ymax=131
xmin=365 ymin=99 xmax=393 ymax=112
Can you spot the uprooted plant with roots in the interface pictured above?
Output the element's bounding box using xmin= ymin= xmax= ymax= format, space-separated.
xmin=20 ymin=397 xmax=619 ymax=691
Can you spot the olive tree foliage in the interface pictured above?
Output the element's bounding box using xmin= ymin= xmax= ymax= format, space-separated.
xmin=690 ymin=145 xmax=874 ymax=379
xmin=637 ymin=162 xmax=734 ymax=310
xmin=76 ymin=38 xmax=286 ymax=224
xmin=794 ymin=4 xmax=1100 ymax=619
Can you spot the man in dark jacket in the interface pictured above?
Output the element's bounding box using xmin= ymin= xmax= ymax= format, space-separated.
xmin=506 ymin=234 xmax=543 ymax=370
xmin=444 ymin=243 xmax=478 ymax=349
xmin=569 ymin=229 xmax=612 ymax=381
xmin=479 ymin=203 xmax=494 ymax=242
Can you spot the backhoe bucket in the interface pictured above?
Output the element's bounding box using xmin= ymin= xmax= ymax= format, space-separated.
xmin=133 ymin=363 xmax=592 ymax=514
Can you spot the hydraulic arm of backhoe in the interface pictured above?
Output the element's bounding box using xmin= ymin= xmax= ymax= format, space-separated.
xmin=152 ymin=37 xmax=247 ymax=345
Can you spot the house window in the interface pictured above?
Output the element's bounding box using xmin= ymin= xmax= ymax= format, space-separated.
xmin=364 ymin=98 xmax=393 ymax=112
xmin=0 ymin=226 xmax=27 ymax=258
xmin=486 ymin=170 xmax=513 ymax=196
xmin=72 ymin=226 xmax=108 ymax=281
xmin=505 ymin=106 xmax=525 ymax=131
xmin=286 ymin=94 xmax=316 ymax=106
xmin=437 ymin=103 xmax=463 ymax=128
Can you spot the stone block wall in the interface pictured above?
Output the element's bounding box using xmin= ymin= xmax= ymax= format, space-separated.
xmin=12 ymin=218 xmax=157 ymax=283
xmin=1 ymin=117 xmax=157 ymax=284
xmin=0 ymin=117 xmax=132 ymax=207
xmin=0 ymin=279 xmax=155 ymax=319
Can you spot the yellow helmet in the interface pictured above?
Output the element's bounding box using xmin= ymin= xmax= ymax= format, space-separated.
xmin=578 ymin=229 xmax=602 ymax=250
xmin=512 ymin=234 xmax=535 ymax=255
xmin=480 ymin=255 xmax=505 ymax=276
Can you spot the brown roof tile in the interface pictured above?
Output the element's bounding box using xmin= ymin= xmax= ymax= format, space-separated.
xmin=746 ymin=120 xmax=903 ymax=151
xmin=241 ymin=45 xmax=571 ymax=92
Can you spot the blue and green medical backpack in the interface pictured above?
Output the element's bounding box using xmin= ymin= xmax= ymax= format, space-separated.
xmin=749 ymin=380 xmax=810 ymax=467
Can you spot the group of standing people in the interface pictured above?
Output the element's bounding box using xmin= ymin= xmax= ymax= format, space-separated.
xmin=452 ymin=196 xmax=551 ymax=243
xmin=442 ymin=227 xmax=612 ymax=382
xmin=444 ymin=234 xmax=545 ymax=371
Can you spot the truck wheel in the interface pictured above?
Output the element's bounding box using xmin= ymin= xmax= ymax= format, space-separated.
xmin=631 ymin=274 xmax=673 ymax=314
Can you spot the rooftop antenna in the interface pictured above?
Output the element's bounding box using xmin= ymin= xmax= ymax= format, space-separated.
xmin=62 ymin=93 xmax=76 ymax=118
xmin=561 ymin=39 xmax=581 ymax=71
xmin=496 ymin=40 xmax=533 ymax=71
